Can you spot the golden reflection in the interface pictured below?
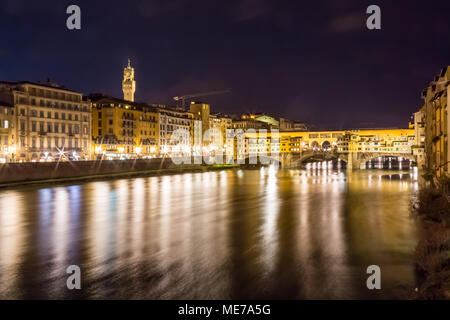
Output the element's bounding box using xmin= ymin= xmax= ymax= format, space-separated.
xmin=159 ymin=175 xmax=172 ymax=254
xmin=0 ymin=191 xmax=23 ymax=297
xmin=260 ymin=166 xmax=279 ymax=274
xmin=0 ymin=164 xmax=421 ymax=299
xmin=131 ymin=178 xmax=145 ymax=257
xmin=87 ymin=181 xmax=111 ymax=274
xmin=53 ymin=188 xmax=69 ymax=270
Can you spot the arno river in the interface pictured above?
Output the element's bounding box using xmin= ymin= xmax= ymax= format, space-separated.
xmin=0 ymin=162 xmax=420 ymax=299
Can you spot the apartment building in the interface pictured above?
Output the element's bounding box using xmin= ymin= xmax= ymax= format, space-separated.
xmin=0 ymin=102 xmax=15 ymax=162
xmin=155 ymin=106 xmax=193 ymax=155
xmin=90 ymin=95 xmax=159 ymax=159
xmin=421 ymin=66 xmax=450 ymax=177
xmin=413 ymin=108 xmax=426 ymax=167
xmin=0 ymin=81 xmax=91 ymax=162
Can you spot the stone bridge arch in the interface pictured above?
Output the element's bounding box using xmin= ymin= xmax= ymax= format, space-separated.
xmin=338 ymin=152 xmax=415 ymax=169
xmin=359 ymin=153 xmax=415 ymax=164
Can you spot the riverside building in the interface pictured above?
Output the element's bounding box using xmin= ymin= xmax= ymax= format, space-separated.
xmin=0 ymin=81 xmax=92 ymax=162
xmin=421 ymin=66 xmax=450 ymax=177
xmin=90 ymin=95 xmax=159 ymax=159
xmin=0 ymin=101 xmax=15 ymax=162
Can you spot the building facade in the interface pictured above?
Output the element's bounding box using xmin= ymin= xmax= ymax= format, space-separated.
xmin=0 ymin=102 xmax=15 ymax=162
xmin=190 ymin=102 xmax=210 ymax=137
xmin=156 ymin=106 xmax=192 ymax=156
xmin=413 ymin=108 xmax=426 ymax=168
xmin=421 ymin=66 xmax=450 ymax=178
xmin=91 ymin=95 xmax=159 ymax=159
xmin=0 ymin=81 xmax=91 ymax=162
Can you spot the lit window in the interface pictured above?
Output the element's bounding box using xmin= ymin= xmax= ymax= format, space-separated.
xmin=4 ymin=120 xmax=8 ymax=128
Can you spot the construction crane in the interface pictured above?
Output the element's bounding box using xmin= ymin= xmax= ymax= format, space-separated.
xmin=173 ymin=90 xmax=230 ymax=108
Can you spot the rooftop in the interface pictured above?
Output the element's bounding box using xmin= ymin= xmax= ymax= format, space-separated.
xmin=0 ymin=80 xmax=81 ymax=94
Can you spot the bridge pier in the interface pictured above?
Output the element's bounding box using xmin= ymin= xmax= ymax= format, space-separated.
xmin=339 ymin=152 xmax=416 ymax=170
xmin=346 ymin=152 xmax=361 ymax=170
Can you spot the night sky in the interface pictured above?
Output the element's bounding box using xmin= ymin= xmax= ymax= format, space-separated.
xmin=1 ymin=0 xmax=450 ymax=129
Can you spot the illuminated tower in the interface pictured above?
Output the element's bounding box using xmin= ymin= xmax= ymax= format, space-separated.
xmin=122 ymin=59 xmax=136 ymax=102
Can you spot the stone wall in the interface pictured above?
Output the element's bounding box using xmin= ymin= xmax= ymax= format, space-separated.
xmin=0 ymin=158 xmax=182 ymax=184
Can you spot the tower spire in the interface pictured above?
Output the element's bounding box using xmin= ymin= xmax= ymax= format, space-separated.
xmin=122 ymin=59 xmax=136 ymax=102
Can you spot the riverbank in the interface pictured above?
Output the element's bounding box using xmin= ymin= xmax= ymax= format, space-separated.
xmin=0 ymin=159 xmax=238 ymax=188
xmin=412 ymin=178 xmax=450 ymax=299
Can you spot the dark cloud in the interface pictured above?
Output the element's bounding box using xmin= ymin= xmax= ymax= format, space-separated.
xmin=137 ymin=0 xmax=187 ymax=18
xmin=234 ymin=0 xmax=271 ymax=22
xmin=327 ymin=12 xmax=364 ymax=34
xmin=1 ymin=0 xmax=450 ymax=128
xmin=1 ymin=0 xmax=24 ymax=15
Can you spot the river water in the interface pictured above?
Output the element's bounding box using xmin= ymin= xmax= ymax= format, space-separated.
xmin=0 ymin=163 xmax=420 ymax=299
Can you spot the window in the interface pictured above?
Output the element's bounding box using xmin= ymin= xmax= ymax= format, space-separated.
xmin=47 ymin=111 xmax=51 ymax=118
xmin=75 ymin=115 xmax=79 ymax=121
xmin=55 ymin=112 xmax=59 ymax=119
xmin=68 ymin=114 xmax=72 ymax=121
xmin=39 ymin=111 xmax=44 ymax=118
xmin=32 ymin=122 xmax=36 ymax=132
xmin=62 ymin=113 xmax=66 ymax=120
xmin=4 ymin=120 xmax=8 ymax=129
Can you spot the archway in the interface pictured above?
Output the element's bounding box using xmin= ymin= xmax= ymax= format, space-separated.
xmin=364 ymin=155 xmax=415 ymax=170
xmin=311 ymin=141 xmax=320 ymax=151
xmin=322 ymin=141 xmax=331 ymax=151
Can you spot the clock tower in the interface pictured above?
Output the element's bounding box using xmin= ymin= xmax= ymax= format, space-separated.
xmin=122 ymin=59 xmax=136 ymax=102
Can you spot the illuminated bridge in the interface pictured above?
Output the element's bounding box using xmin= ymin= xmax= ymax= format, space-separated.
xmin=245 ymin=128 xmax=416 ymax=169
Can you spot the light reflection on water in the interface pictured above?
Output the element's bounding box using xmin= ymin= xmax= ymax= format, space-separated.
xmin=0 ymin=166 xmax=418 ymax=299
